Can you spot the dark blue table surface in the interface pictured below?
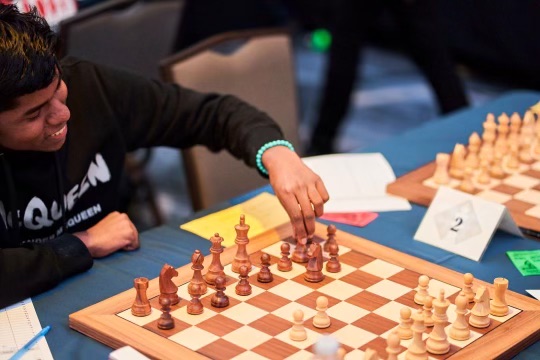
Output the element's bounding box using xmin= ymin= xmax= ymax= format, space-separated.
xmin=34 ymin=91 xmax=540 ymax=359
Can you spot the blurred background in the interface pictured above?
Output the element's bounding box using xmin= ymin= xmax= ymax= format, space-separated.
xmin=9 ymin=0 xmax=540 ymax=228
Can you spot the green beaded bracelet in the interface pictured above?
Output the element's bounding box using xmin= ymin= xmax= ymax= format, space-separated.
xmin=255 ymin=140 xmax=295 ymax=175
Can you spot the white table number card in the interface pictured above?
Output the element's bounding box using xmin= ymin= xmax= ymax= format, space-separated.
xmin=414 ymin=186 xmax=522 ymax=261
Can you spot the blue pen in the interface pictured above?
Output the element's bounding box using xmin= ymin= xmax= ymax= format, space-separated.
xmin=9 ymin=325 xmax=51 ymax=360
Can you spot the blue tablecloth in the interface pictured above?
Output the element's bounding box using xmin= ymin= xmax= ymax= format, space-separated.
xmin=34 ymin=91 xmax=540 ymax=359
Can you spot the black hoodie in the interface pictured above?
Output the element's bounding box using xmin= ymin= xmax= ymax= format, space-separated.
xmin=0 ymin=57 xmax=283 ymax=308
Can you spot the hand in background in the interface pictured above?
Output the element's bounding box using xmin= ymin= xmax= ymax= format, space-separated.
xmin=263 ymin=146 xmax=330 ymax=241
xmin=74 ymin=211 xmax=139 ymax=258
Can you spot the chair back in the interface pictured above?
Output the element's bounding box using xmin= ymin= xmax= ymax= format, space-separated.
xmin=58 ymin=0 xmax=184 ymax=78
xmin=160 ymin=28 xmax=301 ymax=210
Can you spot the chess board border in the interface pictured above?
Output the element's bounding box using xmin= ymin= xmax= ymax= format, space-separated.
xmin=69 ymin=222 xmax=540 ymax=359
xmin=386 ymin=161 xmax=540 ymax=236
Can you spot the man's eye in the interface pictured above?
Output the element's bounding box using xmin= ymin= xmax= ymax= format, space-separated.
xmin=26 ymin=113 xmax=40 ymax=121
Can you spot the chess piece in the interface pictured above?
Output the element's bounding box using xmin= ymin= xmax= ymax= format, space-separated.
xmin=313 ymin=335 xmax=340 ymax=359
xmin=458 ymin=166 xmax=475 ymax=193
xmin=187 ymin=283 xmax=204 ymax=315
xmin=325 ymin=242 xmax=341 ymax=273
xmin=304 ymin=242 xmax=324 ymax=282
xmin=232 ymin=214 xmax=252 ymax=273
xmin=210 ymin=275 xmax=229 ymax=308
xmin=397 ymin=307 xmax=413 ymax=340
xmin=159 ymin=263 xmax=179 ymax=306
xmin=495 ymin=113 xmax=510 ymax=153
xmin=364 ymin=348 xmax=380 ymax=360
xmin=323 ymin=224 xmax=338 ymax=252
xmin=422 ymin=295 xmax=434 ymax=327
xmin=313 ymin=296 xmax=331 ymax=328
xmin=465 ymin=132 xmax=481 ymax=169
xmin=476 ymin=158 xmax=491 ymax=185
xmin=131 ymin=277 xmax=151 ymax=317
xmin=462 ymin=272 xmax=475 ymax=303
xmin=482 ymin=113 xmax=497 ymax=148
xmin=189 ymin=250 xmax=207 ymax=295
xmin=490 ymin=277 xmax=509 ymax=317
xmin=406 ymin=308 xmax=428 ymax=360
xmin=449 ymin=143 xmax=466 ymax=179
xmin=449 ymin=291 xmax=470 ymax=341
xmin=257 ymin=253 xmax=273 ymax=283
xmin=519 ymin=111 xmax=535 ymax=164
xmin=289 ymin=309 xmax=307 ymax=341
xmin=292 ymin=237 xmax=309 ymax=263
xmin=235 ymin=265 xmax=252 ymax=296
xmin=414 ymin=275 xmax=429 ymax=305
xmin=489 ymin=150 xmax=506 ymax=179
xmin=508 ymin=112 xmax=522 ymax=145
xmin=433 ymin=153 xmax=450 ymax=185
xmin=469 ymin=286 xmax=491 ymax=328
xmin=386 ymin=330 xmax=401 ymax=360
xmin=204 ymin=233 xmax=225 ymax=285
xmin=426 ymin=289 xmax=450 ymax=354
xmin=278 ymin=242 xmax=293 ymax=271
xmin=157 ymin=297 xmax=174 ymax=330
xmin=506 ymin=142 xmax=520 ymax=170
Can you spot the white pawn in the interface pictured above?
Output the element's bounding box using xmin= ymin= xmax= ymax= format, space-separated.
xmin=364 ymin=348 xmax=379 ymax=360
xmin=469 ymin=286 xmax=491 ymax=328
xmin=313 ymin=296 xmax=331 ymax=329
xmin=405 ymin=308 xmax=428 ymax=360
xmin=422 ymin=296 xmax=434 ymax=327
xmin=290 ymin=309 xmax=307 ymax=341
xmin=397 ymin=307 xmax=413 ymax=340
xmin=313 ymin=334 xmax=340 ymax=359
xmin=386 ymin=330 xmax=401 ymax=360
xmin=433 ymin=153 xmax=450 ymax=185
xmin=462 ymin=273 xmax=475 ymax=303
xmin=450 ymin=291 xmax=470 ymax=341
xmin=449 ymin=143 xmax=466 ymax=179
xmin=414 ymin=275 xmax=429 ymax=305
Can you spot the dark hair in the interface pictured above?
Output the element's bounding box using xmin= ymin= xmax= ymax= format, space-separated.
xmin=0 ymin=4 xmax=59 ymax=112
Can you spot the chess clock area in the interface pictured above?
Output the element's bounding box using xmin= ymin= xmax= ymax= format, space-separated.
xmin=69 ymin=217 xmax=540 ymax=360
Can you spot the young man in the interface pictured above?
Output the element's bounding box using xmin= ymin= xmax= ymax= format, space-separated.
xmin=0 ymin=5 xmax=329 ymax=308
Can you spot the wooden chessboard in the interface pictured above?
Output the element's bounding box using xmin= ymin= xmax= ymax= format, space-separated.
xmin=387 ymin=159 xmax=540 ymax=237
xmin=69 ymin=222 xmax=540 ymax=359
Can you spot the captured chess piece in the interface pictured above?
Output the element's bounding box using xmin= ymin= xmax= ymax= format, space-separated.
xmin=313 ymin=296 xmax=331 ymax=329
xmin=204 ymin=233 xmax=225 ymax=285
xmin=210 ymin=275 xmax=229 ymax=308
xmin=304 ymin=242 xmax=324 ymax=282
xmin=235 ymin=265 xmax=252 ymax=296
xmin=449 ymin=291 xmax=470 ymax=341
xmin=414 ymin=275 xmax=429 ymax=305
xmin=159 ymin=263 xmax=179 ymax=306
xmin=278 ymin=242 xmax=293 ymax=271
xmin=490 ymin=277 xmax=509 ymax=317
xmin=433 ymin=153 xmax=451 ymax=185
xmin=157 ymin=297 xmax=174 ymax=330
xmin=189 ymin=250 xmax=207 ymax=295
xmin=469 ymin=286 xmax=491 ymax=328
xmin=449 ymin=143 xmax=466 ymax=179
xmin=131 ymin=277 xmax=151 ymax=317
xmin=397 ymin=307 xmax=413 ymax=340
xmin=289 ymin=309 xmax=307 ymax=341
xmin=325 ymin=242 xmax=341 ymax=273
xmin=257 ymin=253 xmax=273 ymax=283
xmin=232 ymin=214 xmax=252 ymax=273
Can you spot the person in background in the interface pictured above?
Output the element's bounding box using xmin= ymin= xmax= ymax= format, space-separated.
xmin=0 ymin=4 xmax=329 ymax=308
xmin=307 ymin=0 xmax=469 ymax=155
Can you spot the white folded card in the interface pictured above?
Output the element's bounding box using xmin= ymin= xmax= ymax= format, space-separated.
xmin=414 ymin=186 xmax=522 ymax=261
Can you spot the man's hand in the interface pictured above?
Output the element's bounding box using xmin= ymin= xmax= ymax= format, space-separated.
xmin=262 ymin=146 xmax=329 ymax=241
xmin=74 ymin=211 xmax=139 ymax=258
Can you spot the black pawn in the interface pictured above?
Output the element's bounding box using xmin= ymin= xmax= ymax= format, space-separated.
xmin=235 ymin=265 xmax=252 ymax=296
xmin=157 ymin=297 xmax=174 ymax=330
xmin=257 ymin=253 xmax=273 ymax=283
xmin=211 ymin=275 xmax=230 ymax=308
xmin=278 ymin=243 xmax=293 ymax=272
xmin=187 ymin=283 xmax=204 ymax=315
xmin=325 ymin=242 xmax=341 ymax=273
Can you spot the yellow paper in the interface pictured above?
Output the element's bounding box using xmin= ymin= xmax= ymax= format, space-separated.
xmin=180 ymin=192 xmax=290 ymax=246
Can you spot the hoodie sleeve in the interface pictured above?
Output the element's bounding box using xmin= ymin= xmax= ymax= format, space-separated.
xmin=61 ymin=57 xmax=286 ymax=169
xmin=0 ymin=234 xmax=93 ymax=308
